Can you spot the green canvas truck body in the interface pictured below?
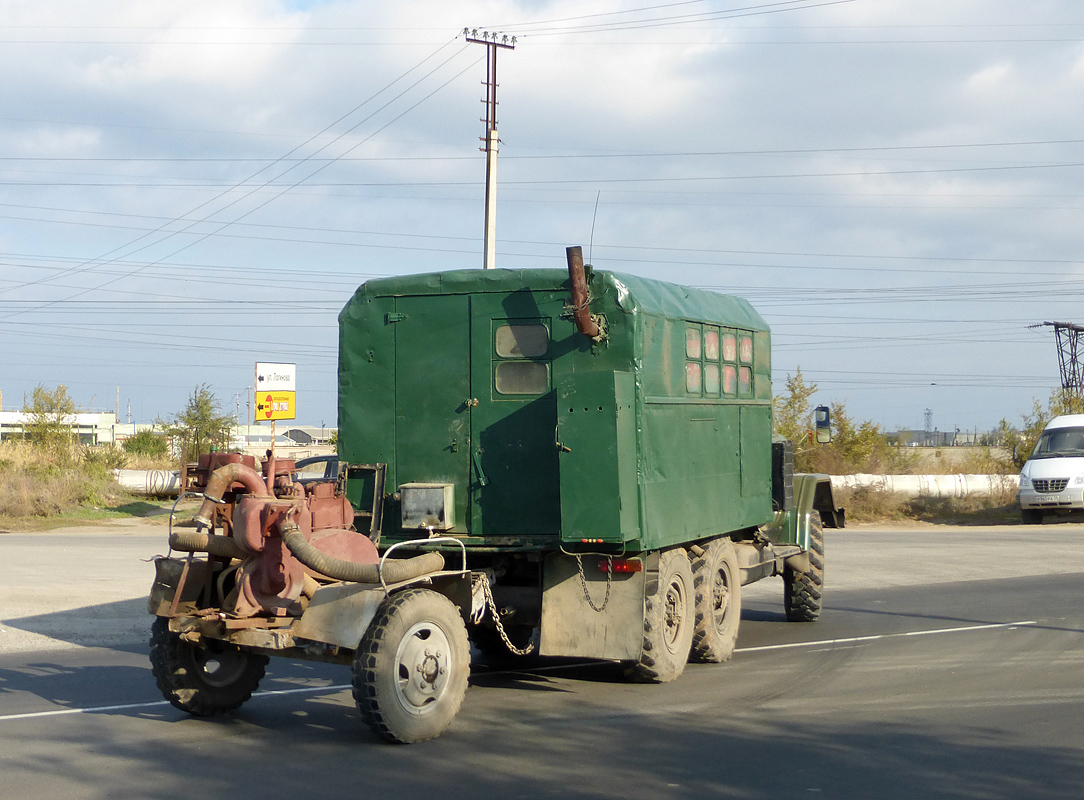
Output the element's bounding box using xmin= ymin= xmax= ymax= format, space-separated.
xmin=338 ymin=267 xmax=782 ymax=551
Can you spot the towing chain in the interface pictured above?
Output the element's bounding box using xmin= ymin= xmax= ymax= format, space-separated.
xmin=478 ymin=575 xmax=536 ymax=656
xmin=574 ymin=553 xmax=613 ymax=613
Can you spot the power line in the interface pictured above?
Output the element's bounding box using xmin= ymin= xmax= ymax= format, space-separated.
xmin=0 ymin=38 xmax=475 ymax=317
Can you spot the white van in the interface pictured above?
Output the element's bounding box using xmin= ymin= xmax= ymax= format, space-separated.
xmin=1017 ymin=414 xmax=1084 ymax=523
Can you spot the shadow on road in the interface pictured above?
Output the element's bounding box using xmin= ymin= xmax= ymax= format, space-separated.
xmin=3 ymin=598 xmax=150 ymax=654
xmin=4 ymin=691 xmax=1079 ymax=800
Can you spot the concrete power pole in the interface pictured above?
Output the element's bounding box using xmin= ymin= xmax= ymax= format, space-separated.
xmin=465 ymin=29 xmax=515 ymax=270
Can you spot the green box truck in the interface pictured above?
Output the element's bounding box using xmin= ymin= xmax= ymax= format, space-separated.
xmin=148 ymin=247 xmax=842 ymax=743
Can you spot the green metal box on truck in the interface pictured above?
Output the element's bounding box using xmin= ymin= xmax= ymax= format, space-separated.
xmin=337 ymin=267 xmax=773 ymax=553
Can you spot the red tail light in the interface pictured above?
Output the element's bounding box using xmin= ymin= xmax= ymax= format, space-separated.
xmin=599 ymin=558 xmax=643 ymax=573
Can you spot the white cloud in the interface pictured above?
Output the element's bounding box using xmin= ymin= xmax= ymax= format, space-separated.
xmin=0 ymin=0 xmax=1083 ymax=428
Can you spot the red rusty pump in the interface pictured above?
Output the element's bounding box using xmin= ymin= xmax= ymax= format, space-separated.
xmin=169 ymin=453 xmax=439 ymax=620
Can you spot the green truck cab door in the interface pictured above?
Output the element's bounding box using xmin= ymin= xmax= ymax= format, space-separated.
xmin=556 ymin=370 xmax=640 ymax=545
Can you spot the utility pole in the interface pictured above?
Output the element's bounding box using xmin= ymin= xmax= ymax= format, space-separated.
xmin=1030 ymin=321 xmax=1084 ymax=412
xmin=465 ymin=28 xmax=515 ymax=270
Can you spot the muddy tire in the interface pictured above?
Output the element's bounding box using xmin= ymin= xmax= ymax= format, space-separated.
xmin=690 ymin=538 xmax=742 ymax=663
xmin=784 ymin=510 xmax=825 ymax=622
xmin=1021 ymin=509 xmax=1043 ymax=525
xmin=149 ymin=617 xmax=268 ymax=716
xmin=352 ymin=588 xmax=470 ymax=744
xmin=625 ymin=548 xmax=695 ymax=683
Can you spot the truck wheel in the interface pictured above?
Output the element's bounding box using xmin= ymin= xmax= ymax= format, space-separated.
xmin=625 ymin=548 xmax=695 ymax=683
xmin=1021 ymin=509 xmax=1043 ymax=525
xmin=352 ymin=588 xmax=470 ymax=744
xmin=149 ymin=617 xmax=268 ymax=716
xmin=690 ymin=538 xmax=742 ymax=663
xmin=784 ymin=510 xmax=825 ymax=622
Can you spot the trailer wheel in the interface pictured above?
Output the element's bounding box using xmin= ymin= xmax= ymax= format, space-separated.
xmin=352 ymin=588 xmax=470 ymax=744
xmin=625 ymin=548 xmax=694 ymax=683
xmin=690 ymin=538 xmax=742 ymax=663
xmin=149 ymin=617 xmax=268 ymax=716
xmin=1021 ymin=509 xmax=1043 ymax=525
xmin=784 ymin=510 xmax=825 ymax=622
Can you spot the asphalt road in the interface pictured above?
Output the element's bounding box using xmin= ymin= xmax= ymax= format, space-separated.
xmin=0 ymin=522 xmax=1082 ymax=799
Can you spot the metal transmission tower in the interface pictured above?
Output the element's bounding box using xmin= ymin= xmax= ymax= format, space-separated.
xmin=465 ymin=29 xmax=515 ymax=270
xmin=1034 ymin=321 xmax=1084 ymax=402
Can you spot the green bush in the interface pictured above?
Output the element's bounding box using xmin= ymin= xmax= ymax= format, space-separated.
xmin=122 ymin=429 xmax=169 ymax=458
xmin=81 ymin=444 xmax=128 ymax=476
xmin=773 ymin=369 xmax=916 ymax=474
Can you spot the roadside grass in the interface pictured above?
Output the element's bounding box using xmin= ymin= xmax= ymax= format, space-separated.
xmin=0 ymin=441 xmax=177 ymax=531
xmin=907 ymin=446 xmax=1016 ymax=475
xmin=835 ymin=483 xmax=1021 ymax=525
xmin=0 ymin=439 xmax=1035 ymax=531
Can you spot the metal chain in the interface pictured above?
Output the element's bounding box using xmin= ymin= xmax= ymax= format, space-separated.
xmin=479 ymin=575 xmax=536 ymax=656
xmin=574 ymin=554 xmax=612 ymax=613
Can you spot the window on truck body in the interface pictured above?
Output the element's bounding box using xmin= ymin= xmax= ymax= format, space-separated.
xmin=685 ymin=323 xmax=725 ymax=397
xmin=493 ymin=322 xmax=551 ymax=396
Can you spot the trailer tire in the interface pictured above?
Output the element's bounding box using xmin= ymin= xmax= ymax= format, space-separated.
xmin=784 ymin=510 xmax=825 ymax=622
xmin=625 ymin=548 xmax=695 ymax=683
xmin=352 ymin=588 xmax=470 ymax=744
xmin=690 ymin=538 xmax=742 ymax=663
xmin=149 ymin=617 xmax=268 ymax=716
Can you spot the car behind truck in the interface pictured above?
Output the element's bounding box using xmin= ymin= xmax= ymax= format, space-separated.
xmin=148 ymin=247 xmax=843 ymax=743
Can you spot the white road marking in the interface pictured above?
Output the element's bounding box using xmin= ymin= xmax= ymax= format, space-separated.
xmin=478 ymin=620 xmax=1039 ymax=676
xmin=0 ymin=683 xmax=352 ymax=722
xmin=0 ymin=621 xmax=1038 ymax=722
xmin=736 ymin=620 xmax=1037 ymax=653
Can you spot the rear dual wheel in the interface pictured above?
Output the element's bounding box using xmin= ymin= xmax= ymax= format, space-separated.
xmin=625 ymin=548 xmax=695 ymax=683
xmin=690 ymin=538 xmax=742 ymax=663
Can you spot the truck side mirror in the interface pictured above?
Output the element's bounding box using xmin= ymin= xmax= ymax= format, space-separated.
xmin=814 ymin=405 xmax=832 ymax=444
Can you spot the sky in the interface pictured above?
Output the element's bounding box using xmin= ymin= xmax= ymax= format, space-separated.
xmin=1 ymin=0 xmax=1083 ymax=436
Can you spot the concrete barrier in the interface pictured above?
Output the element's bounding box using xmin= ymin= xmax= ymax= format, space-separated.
xmin=112 ymin=467 xmax=1018 ymax=500
xmin=830 ymin=473 xmax=1019 ymax=498
xmin=114 ymin=469 xmax=182 ymax=497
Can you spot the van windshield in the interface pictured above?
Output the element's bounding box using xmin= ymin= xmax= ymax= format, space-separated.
xmin=1032 ymin=426 xmax=1084 ymax=458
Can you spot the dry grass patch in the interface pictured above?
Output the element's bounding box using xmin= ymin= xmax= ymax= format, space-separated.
xmin=0 ymin=441 xmax=130 ymax=525
xmin=834 ymin=482 xmax=1020 ymax=525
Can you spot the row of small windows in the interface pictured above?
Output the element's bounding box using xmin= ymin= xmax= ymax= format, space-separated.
xmin=490 ymin=322 xmax=755 ymax=399
xmin=686 ymin=362 xmax=751 ymax=396
xmin=685 ymin=327 xmax=753 ymax=364
xmin=686 ymin=325 xmax=753 ymax=397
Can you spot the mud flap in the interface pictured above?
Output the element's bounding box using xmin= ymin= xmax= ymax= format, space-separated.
xmin=539 ymin=553 xmax=645 ymax=659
